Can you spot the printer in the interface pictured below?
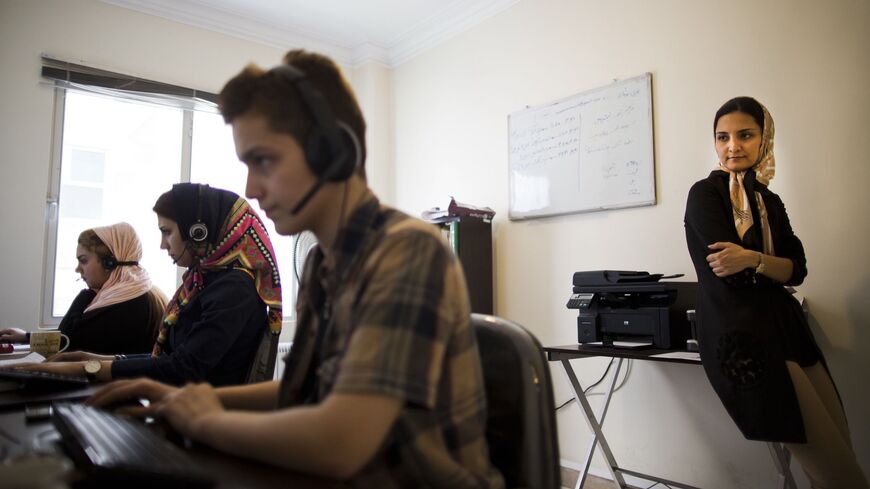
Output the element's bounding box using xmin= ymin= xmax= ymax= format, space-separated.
xmin=566 ymin=271 xmax=697 ymax=349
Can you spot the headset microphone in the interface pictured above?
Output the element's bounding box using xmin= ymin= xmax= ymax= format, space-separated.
xmin=174 ymin=247 xmax=187 ymax=265
xmin=290 ymin=179 xmax=325 ymax=215
xmin=270 ymin=65 xmax=361 ymax=217
xmin=288 ymin=121 xmax=361 ymax=216
xmin=172 ymin=242 xmax=192 ymax=266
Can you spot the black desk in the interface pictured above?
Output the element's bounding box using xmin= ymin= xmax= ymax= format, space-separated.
xmin=0 ymin=392 xmax=345 ymax=489
xmin=545 ymin=344 xmax=796 ymax=489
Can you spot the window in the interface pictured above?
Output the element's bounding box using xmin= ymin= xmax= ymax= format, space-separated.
xmin=43 ymin=59 xmax=296 ymax=326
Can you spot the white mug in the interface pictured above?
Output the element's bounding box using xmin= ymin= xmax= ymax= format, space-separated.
xmin=29 ymin=331 xmax=70 ymax=357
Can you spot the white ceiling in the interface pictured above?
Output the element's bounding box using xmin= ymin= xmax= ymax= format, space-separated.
xmin=104 ymin=0 xmax=520 ymax=67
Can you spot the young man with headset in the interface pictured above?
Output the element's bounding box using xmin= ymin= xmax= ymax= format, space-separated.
xmin=89 ymin=50 xmax=504 ymax=488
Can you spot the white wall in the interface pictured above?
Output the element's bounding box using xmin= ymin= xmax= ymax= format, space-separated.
xmin=392 ymin=0 xmax=870 ymax=487
xmin=350 ymin=62 xmax=395 ymax=205
xmin=0 ymin=0 xmax=390 ymax=339
xmin=2 ymin=0 xmax=868 ymax=487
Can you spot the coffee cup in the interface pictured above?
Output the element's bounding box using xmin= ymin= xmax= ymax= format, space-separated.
xmin=28 ymin=331 xmax=70 ymax=357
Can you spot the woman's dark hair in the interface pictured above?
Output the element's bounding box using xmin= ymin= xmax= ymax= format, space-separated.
xmin=714 ymin=97 xmax=765 ymax=133
xmin=145 ymin=288 xmax=168 ymax=340
xmin=77 ymin=229 xmax=111 ymax=263
xmin=152 ymin=190 xmax=175 ymax=220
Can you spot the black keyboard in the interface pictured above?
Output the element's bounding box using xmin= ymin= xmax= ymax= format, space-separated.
xmin=0 ymin=369 xmax=89 ymax=389
xmin=52 ymin=404 xmax=215 ymax=489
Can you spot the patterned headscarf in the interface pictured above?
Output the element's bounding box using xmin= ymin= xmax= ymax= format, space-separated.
xmin=85 ymin=222 xmax=153 ymax=313
xmin=716 ymin=103 xmax=776 ymax=255
xmin=152 ymin=185 xmax=282 ymax=357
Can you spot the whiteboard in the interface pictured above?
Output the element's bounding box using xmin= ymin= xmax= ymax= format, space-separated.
xmin=508 ymin=73 xmax=656 ymax=220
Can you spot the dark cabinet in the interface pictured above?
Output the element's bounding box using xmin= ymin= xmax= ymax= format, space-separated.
xmin=439 ymin=217 xmax=493 ymax=314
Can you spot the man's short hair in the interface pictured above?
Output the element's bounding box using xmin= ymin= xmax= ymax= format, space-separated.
xmin=219 ymin=49 xmax=367 ymax=178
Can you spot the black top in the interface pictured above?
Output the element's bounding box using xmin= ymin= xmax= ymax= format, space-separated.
xmin=684 ymin=170 xmax=826 ymax=443
xmin=58 ymin=289 xmax=157 ymax=355
xmin=111 ymin=268 xmax=266 ymax=386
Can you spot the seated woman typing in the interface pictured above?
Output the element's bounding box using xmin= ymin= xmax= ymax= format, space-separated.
xmin=0 ymin=222 xmax=166 ymax=355
xmin=16 ymin=183 xmax=282 ymax=386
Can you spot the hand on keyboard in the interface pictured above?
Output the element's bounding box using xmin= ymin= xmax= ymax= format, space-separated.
xmin=155 ymin=383 xmax=224 ymax=440
xmin=88 ymin=378 xmax=178 ymax=418
xmin=10 ymin=361 xmax=82 ymax=376
xmin=89 ymin=379 xmax=225 ymax=442
xmin=101 ymin=397 xmax=149 ymax=417
xmin=46 ymin=351 xmax=112 ymax=363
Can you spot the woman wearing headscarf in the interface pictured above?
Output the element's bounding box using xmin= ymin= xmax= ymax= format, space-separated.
xmin=0 ymin=222 xmax=166 ymax=355
xmin=684 ymin=97 xmax=867 ymax=488
xmin=26 ymin=183 xmax=282 ymax=387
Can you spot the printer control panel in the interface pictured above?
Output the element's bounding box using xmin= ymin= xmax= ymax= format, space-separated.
xmin=566 ymin=293 xmax=594 ymax=309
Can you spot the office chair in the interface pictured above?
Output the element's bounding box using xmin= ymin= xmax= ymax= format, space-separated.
xmin=245 ymin=330 xmax=280 ymax=384
xmin=471 ymin=313 xmax=561 ymax=489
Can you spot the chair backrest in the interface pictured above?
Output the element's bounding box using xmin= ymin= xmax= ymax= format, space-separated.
xmin=471 ymin=313 xmax=560 ymax=489
xmin=245 ymin=330 xmax=279 ymax=384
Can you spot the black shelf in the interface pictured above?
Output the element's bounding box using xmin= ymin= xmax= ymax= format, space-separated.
xmin=436 ymin=216 xmax=493 ymax=314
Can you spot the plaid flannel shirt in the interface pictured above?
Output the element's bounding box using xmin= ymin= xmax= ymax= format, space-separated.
xmin=279 ymin=190 xmax=503 ymax=489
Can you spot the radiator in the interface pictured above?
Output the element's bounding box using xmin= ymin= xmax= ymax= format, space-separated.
xmin=273 ymin=342 xmax=292 ymax=380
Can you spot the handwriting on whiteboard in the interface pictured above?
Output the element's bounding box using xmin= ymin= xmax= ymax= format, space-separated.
xmin=508 ymin=73 xmax=655 ymax=219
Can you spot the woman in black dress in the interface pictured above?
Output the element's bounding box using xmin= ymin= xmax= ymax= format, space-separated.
xmin=684 ymin=96 xmax=867 ymax=488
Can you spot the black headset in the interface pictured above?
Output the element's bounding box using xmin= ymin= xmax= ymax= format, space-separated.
xmin=271 ymin=64 xmax=362 ymax=214
xmin=188 ymin=184 xmax=209 ymax=242
xmin=101 ymin=255 xmax=138 ymax=271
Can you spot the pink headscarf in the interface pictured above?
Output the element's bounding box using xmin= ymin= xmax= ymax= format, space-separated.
xmin=84 ymin=222 xmax=153 ymax=313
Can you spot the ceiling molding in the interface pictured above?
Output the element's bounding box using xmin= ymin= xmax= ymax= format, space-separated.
xmin=351 ymin=43 xmax=391 ymax=68
xmin=386 ymin=0 xmax=520 ymax=66
xmin=102 ymin=0 xmax=359 ymax=65
xmin=103 ymin=0 xmax=520 ymax=68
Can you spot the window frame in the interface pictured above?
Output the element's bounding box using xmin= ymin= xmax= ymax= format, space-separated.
xmin=41 ymin=87 xmax=67 ymax=327
xmin=40 ymin=75 xmax=297 ymax=329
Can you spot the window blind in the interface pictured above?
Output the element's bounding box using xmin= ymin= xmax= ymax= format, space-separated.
xmin=40 ymin=55 xmax=219 ymax=113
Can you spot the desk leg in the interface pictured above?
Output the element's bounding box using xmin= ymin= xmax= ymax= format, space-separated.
xmin=767 ymin=442 xmax=796 ymax=489
xmin=561 ymin=359 xmax=627 ymax=489
xmin=578 ymin=359 xmax=625 ymax=489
